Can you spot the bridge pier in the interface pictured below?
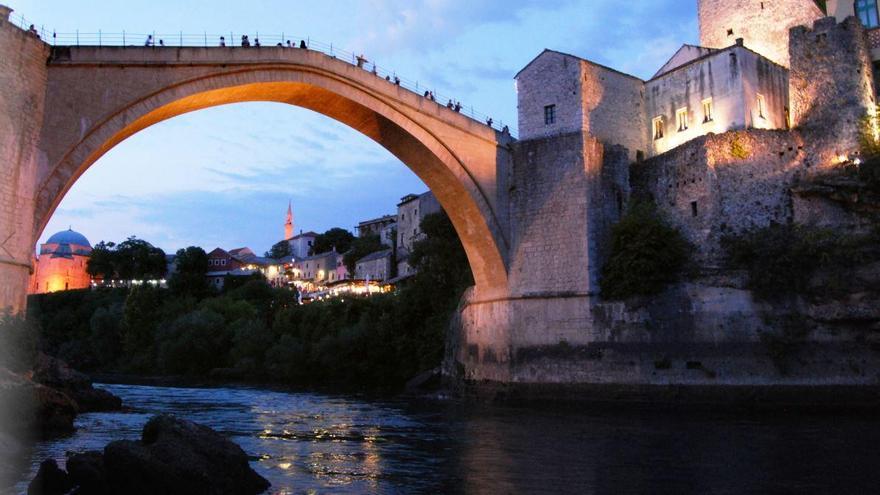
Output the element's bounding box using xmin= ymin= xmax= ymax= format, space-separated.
xmin=0 ymin=13 xmax=49 ymax=314
xmin=446 ymin=132 xmax=633 ymax=385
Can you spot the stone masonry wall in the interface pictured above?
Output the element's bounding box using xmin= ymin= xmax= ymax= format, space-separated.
xmin=632 ymin=129 xmax=810 ymax=264
xmin=579 ymin=60 xmax=646 ymax=161
xmin=698 ymin=0 xmax=823 ymax=67
xmin=516 ymin=50 xmax=646 ymax=161
xmin=516 ymin=51 xmax=584 ymax=141
xmin=508 ymin=132 xmax=629 ymax=297
xmin=0 ymin=10 xmax=50 ymax=314
xmin=790 ymin=16 xmax=876 ymax=167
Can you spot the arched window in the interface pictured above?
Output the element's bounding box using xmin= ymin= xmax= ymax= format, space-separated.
xmin=856 ymin=0 xmax=879 ymax=28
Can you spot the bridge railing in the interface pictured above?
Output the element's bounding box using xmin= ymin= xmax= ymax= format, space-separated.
xmin=9 ymin=13 xmax=514 ymax=137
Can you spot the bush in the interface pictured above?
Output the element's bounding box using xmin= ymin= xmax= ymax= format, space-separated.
xmin=600 ymin=203 xmax=690 ymax=300
xmin=724 ymin=224 xmax=879 ymax=300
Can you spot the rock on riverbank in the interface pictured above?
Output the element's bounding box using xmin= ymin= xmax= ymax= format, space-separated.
xmin=28 ymin=414 xmax=271 ymax=495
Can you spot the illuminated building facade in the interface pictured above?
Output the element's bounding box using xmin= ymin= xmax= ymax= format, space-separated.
xmin=30 ymin=228 xmax=93 ymax=294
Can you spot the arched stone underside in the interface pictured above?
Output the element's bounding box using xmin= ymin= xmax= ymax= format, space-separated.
xmin=36 ymin=48 xmax=513 ymax=298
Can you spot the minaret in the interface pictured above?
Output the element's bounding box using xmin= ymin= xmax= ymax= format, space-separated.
xmin=284 ymin=201 xmax=294 ymax=240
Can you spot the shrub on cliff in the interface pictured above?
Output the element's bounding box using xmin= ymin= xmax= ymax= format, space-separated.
xmin=600 ymin=203 xmax=690 ymax=300
xmin=724 ymin=224 xmax=880 ymax=300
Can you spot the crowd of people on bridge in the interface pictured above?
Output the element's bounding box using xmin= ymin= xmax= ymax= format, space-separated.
xmin=137 ymin=31 xmax=503 ymax=131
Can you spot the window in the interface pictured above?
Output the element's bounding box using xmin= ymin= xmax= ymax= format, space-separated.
xmin=544 ymin=104 xmax=556 ymax=125
xmin=690 ymin=201 xmax=698 ymax=218
xmin=857 ymin=0 xmax=880 ymax=28
xmin=702 ymin=98 xmax=714 ymax=123
xmin=756 ymin=93 xmax=766 ymax=119
xmin=676 ymin=108 xmax=689 ymax=132
xmin=652 ymin=116 xmax=664 ymax=140
xmin=221 ymin=259 xmax=227 ymax=265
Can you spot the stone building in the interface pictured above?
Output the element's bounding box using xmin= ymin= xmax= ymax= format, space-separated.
xmin=395 ymin=191 xmax=441 ymax=276
xmin=286 ymin=231 xmax=317 ymax=259
xmin=646 ymin=40 xmax=789 ymax=157
xmin=517 ymin=41 xmax=789 ymax=160
xmin=356 ymin=214 xmax=396 ymax=240
xmin=697 ymin=0 xmax=825 ymax=67
xmin=516 ymin=1 xmax=877 ymax=265
xmin=355 ymin=249 xmax=393 ymax=281
xmin=29 ymin=228 xmax=92 ymax=294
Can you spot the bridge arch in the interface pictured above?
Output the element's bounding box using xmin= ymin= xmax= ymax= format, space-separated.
xmin=35 ymin=49 xmax=512 ymax=297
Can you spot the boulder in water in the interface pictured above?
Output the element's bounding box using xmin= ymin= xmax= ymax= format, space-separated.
xmin=33 ymin=414 xmax=270 ymax=495
xmin=27 ymin=459 xmax=73 ymax=495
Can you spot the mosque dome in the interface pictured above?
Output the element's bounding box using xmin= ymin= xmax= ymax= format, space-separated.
xmin=46 ymin=228 xmax=91 ymax=247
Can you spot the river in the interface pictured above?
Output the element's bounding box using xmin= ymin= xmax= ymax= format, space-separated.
xmin=15 ymin=383 xmax=880 ymax=494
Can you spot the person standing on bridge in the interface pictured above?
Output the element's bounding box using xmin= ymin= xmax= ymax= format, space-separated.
xmin=254 ymin=38 xmax=261 ymax=47
xmin=286 ymin=40 xmax=292 ymax=47
xmin=299 ymin=39 xmax=307 ymax=49
xmin=219 ymin=36 xmax=226 ymax=47
xmin=145 ymin=34 xmax=153 ymax=46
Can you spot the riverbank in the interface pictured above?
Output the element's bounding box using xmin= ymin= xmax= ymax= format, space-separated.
xmin=458 ymin=380 xmax=880 ymax=413
xmin=86 ymin=369 xmax=880 ymax=414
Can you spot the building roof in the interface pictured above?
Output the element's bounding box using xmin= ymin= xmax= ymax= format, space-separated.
xmin=647 ymin=42 xmax=786 ymax=82
xmin=652 ymin=44 xmax=718 ymax=79
xmin=357 ymin=215 xmax=396 ymax=227
xmin=356 ymin=249 xmax=393 ymax=264
xmin=514 ymin=48 xmax=643 ymax=82
xmin=398 ymin=193 xmax=420 ymax=206
xmin=46 ymin=228 xmax=91 ymax=248
xmin=290 ymin=231 xmax=319 ymax=240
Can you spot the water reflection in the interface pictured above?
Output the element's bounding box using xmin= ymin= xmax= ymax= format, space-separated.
xmin=15 ymin=384 xmax=880 ymax=494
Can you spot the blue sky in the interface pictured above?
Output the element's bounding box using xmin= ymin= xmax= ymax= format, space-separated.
xmin=18 ymin=0 xmax=697 ymax=255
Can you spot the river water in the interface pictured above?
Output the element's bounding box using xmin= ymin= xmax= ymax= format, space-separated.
xmin=15 ymin=383 xmax=880 ymax=494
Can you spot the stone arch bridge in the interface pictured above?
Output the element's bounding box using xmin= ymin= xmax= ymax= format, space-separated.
xmin=1 ymin=11 xmax=629 ymax=385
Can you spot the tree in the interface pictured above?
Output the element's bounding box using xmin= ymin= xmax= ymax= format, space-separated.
xmin=169 ymin=246 xmax=210 ymax=297
xmin=86 ymin=241 xmax=116 ymax=280
xmin=114 ymin=237 xmax=166 ymax=281
xmin=600 ymin=202 xmax=690 ymax=300
xmin=311 ymin=228 xmax=355 ymax=255
xmin=409 ymin=212 xmax=473 ymax=295
xmin=343 ymin=234 xmax=383 ymax=274
xmin=265 ymin=240 xmax=292 ymax=259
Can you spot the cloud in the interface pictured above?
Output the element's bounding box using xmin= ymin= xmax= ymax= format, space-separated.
xmin=351 ymin=0 xmax=573 ymax=56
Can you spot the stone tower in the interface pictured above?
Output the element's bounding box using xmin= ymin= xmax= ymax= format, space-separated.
xmin=789 ymin=16 xmax=877 ymax=164
xmin=284 ymin=201 xmax=294 ymax=240
xmin=697 ymin=0 xmax=824 ymax=67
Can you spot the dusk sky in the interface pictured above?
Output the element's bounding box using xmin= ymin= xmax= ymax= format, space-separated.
xmin=19 ymin=0 xmax=697 ymax=255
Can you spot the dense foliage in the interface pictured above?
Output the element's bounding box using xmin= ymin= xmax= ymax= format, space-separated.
xmin=724 ymin=224 xmax=880 ymax=300
xmin=86 ymin=237 xmax=166 ymax=282
xmin=168 ymin=246 xmax=210 ymax=297
xmin=311 ymin=228 xmax=355 ymax=256
xmin=264 ymin=240 xmax=292 ymax=259
xmin=27 ymin=212 xmax=472 ymax=391
xmin=600 ymin=203 xmax=690 ymax=300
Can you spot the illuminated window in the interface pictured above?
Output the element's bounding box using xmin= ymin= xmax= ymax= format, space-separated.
xmin=702 ymin=98 xmax=714 ymax=123
xmin=756 ymin=93 xmax=766 ymax=119
xmin=652 ymin=116 xmax=664 ymax=140
xmin=676 ymin=108 xmax=689 ymax=132
xmin=857 ymin=0 xmax=880 ymax=28
xmin=544 ymin=104 xmax=556 ymax=125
